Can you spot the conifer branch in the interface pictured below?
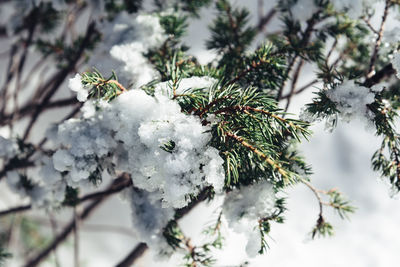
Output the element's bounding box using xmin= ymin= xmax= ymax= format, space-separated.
xmin=225 ymin=131 xmax=288 ymax=178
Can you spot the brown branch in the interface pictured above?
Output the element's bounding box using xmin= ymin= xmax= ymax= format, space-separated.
xmin=367 ymin=0 xmax=391 ymax=78
xmin=0 ymin=97 xmax=78 ymax=126
xmin=363 ymin=63 xmax=395 ymax=87
xmin=0 ymin=160 xmax=35 ymax=181
xmin=73 ymin=206 xmax=80 ymax=267
xmin=106 ymin=80 xmax=127 ymax=92
xmin=115 ymin=243 xmax=148 ymax=267
xmin=257 ymin=8 xmax=277 ymax=32
xmin=326 ymin=38 xmax=338 ymax=64
xmin=362 ymin=17 xmax=378 ymax=35
xmin=0 ymin=204 xmax=31 ymax=217
xmin=284 ymin=58 xmax=305 ymax=112
xmin=277 ymin=10 xmax=322 ymax=101
xmin=23 ymin=198 xmax=103 ymax=267
xmin=0 ymin=44 xmax=18 ymax=118
xmin=281 ymin=79 xmax=318 ymax=99
xmin=301 ymin=178 xmax=323 ymax=218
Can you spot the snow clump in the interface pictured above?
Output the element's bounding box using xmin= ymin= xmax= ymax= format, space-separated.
xmin=50 ymin=76 xmax=224 ymax=210
xmin=108 ymin=13 xmax=167 ymax=87
xmin=68 ymin=74 xmax=90 ymax=102
xmin=325 ymin=80 xmax=377 ymax=124
xmin=222 ymin=180 xmax=276 ymax=257
xmin=129 ymin=189 xmax=175 ymax=254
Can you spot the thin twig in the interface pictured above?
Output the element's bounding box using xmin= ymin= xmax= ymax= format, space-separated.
xmin=367 ymin=0 xmax=391 ymax=78
xmin=284 ymin=59 xmax=305 ymax=112
xmin=225 ymin=131 xmax=288 ymax=177
xmin=49 ymin=213 xmax=61 ymax=267
xmin=73 ymin=206 xmax=80 ymax=267
xmin=280 ymin=79 xmax=318 ymax=99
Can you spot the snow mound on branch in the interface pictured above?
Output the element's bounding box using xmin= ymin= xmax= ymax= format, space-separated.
xmin=48 ymin=76 xmax=224 ymax=209
xmin=222 ymin=180 xmax=275 ymax=257
xmin=325 ymin=80 xmax=377 ymax=125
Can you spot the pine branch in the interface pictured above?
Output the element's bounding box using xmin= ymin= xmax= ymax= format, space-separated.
xmin=225 ymin=131 xmax=288 ymax=178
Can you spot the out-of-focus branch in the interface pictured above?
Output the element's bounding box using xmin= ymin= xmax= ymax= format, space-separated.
xmin=284 ymin=58 xmax=305 ymax=112
xmin=22 ymin=21 xmax=97 ymax=141
xmin=22 ymin=173 xmax=131 ymax=267
xmin=0 ymin=97 xmax=78 ymax=126
xmin=367 ymin=0 xmax=391 ymax=78
xmin=0 ymin=174 xmax=133 ymax=218
xmin=115 ymin=243 xmax=148 ymax=267
xmin=257 ymin=8 xmax=277 ymax=32
xmin=363 ymin=63 xmax=395 ymax=87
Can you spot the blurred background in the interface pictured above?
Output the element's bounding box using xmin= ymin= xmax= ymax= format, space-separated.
xmin=0 ymin=0 xmax=399 ymax=266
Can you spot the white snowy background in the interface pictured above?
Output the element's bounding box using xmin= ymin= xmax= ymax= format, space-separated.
xmin=1 ymin=0 xmax=399 ymax=266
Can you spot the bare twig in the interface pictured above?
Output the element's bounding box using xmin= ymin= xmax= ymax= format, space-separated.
xmin=49 ymin=213 xmax=61 ymax=267
xmin=284 ymin=59 xmax=305 ymax=112
xmin=281 ymin=79 xmax=318 ymax=99
xmin=73 ymin=207 xmax=80 ymax=267
xmin=367 ymin=0 xmax=391 ymax=78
